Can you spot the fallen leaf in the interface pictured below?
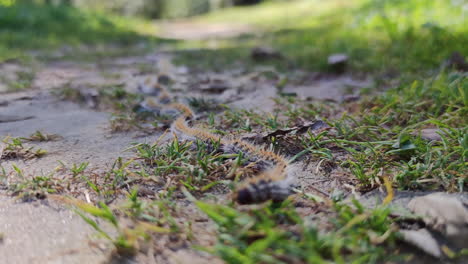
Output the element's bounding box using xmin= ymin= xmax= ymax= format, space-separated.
xmin=264 ymin=120 xmax=329 ymax=138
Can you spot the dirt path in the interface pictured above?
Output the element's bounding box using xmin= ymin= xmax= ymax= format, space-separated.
xmin=157 ymin=21 xmax=255 ymax=40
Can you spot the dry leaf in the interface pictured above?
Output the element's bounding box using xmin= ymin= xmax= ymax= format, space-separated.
xmin=400 ymin=228 xmax=442 ymax=258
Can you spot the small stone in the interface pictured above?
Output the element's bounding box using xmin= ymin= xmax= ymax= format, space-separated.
xmin=408 ymin=192 xmax=468 ymax=239
xmin=327 ymin=53 xmax=348 ymax=73
xmin=415 ymin=128 xmax=442 ymax=141
xmin=328 ymin=54 xmax=348 ymax=64
xmin=251 ymin=46 xmax=283 ymax=61
xmin=157 ymin=74 xmax=171 ymax=85
xmin=412 ymin=128 xmax=460 ymax=142
xmin=400 ymin=229 xmax=442 ymax=258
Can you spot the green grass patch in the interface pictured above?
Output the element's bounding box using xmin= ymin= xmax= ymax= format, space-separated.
xmin=0 ymin=2 xmax=163 ymax=62
xmin=131 ymin=138 xmax=236 ymax=195
xmin=1 ymin=136 xmax=47 ymax=160
xmin=208 ymin=72 xmax=467 ymax=192
xmin=65 ymin=192 xmax=173 ymax=257
xmin=177 ymin=0 xmax=467 ymax=74
xmin=345 ymin=72 xmax=467 ymax=191
xmin=197 ymin=200 xmax=398 ymax=263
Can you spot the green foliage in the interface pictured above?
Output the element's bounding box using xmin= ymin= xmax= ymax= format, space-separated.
xmin=132 ymin=138 xmax=232 ymax=194
xmin=197 ymin=200 xmax=397 ymax=263
xmin=295 ymin=72 xmax=467 ymax=191
xmin=70 ymin=162 xmax=89 ymax=177
xmin=366 ymin=72 xmax=467 ymax=126
xmin=1 ymin=136 xmax=47 ymax=160
xmin=181 ymin=0 xmax=467 ymax=74
xmin=0 ymin=1 xmax=159 ymax=61
xmin=5 ymin=165 xmax=63 ymax=200
xmin=187 ymin=97 xmax=221 ymax=112
xmin=22 ymin=130 xmax=62 ymax=142
xmin=220 ymin=107 xmax=285 ymax=132
xmin=201 ymin=72 xmax=466 ymax=192
xmin=73 ymin=189 xmax=174 ymax=257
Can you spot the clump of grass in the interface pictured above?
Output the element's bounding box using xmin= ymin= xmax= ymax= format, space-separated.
xmin=70 ymin=162 xmax=89 ymax=177
xmin=57 ymin=189 xmax=178 ymax=258
xmin=71 ymin=197 xmax=169 ymax=257
xmin=361 ymin=72 xmax=467 ymax=127
xmin=1 ymin=136 xmax=47 ymax=160
xmin=197 ymin=199 xmax=398 ymax=263
xmin=55 ymin=84 xmax=142 ymax=110
xmin=74 ymin=157 xmax=136 ymax=203
xmin=131 ymin=138 xmax=234 ymax=196
xmin=0 ymin=65 xmax=36 ymax=92
xmin=6 ymin=165 xmax=63 ymax=201
xmin=349 ymin=73 xmax=466 ymax=191
xmin=4 ymin=70 xmax=35 ymax=91
xmin=22 ymin=130 xmax=62 ymax=142
xmin=53 ymin=84 xmax=83 ymax=101
xmin=187 ymin=97 xmax=222 ymax=112
xmin=219 ymin=107 xmax=287 ymax=133
xmin=292 ymin=72 xmax=467 ymax=192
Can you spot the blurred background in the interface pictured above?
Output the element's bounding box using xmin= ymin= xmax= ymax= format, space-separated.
xmin=0 ymin=0 xmax=466 ymax=74
xmin=3 ymin=0 xmax=275 ymax=19
xmin=1 ymin=2 xmax=467 ymax=264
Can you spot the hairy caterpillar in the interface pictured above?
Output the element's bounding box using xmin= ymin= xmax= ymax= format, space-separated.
xmin=138 ymin=76 xmax=293 ymax=204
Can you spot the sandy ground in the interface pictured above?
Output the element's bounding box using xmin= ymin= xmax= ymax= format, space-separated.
xmin=0 ymin=196 xmax=111 ymax=264
xmin=0 ymin=56 xmax=159 ymax=263
xmin=0 ymin=47 xmax=375 ymax=263
xmin=0 ymin=92 xmax=154 ymax=264
xmin=156 ymin=21 xmax=255 ymax=40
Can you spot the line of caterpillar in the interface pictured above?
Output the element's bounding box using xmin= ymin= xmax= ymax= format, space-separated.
xmin=138 ymin=76 xmax=293 ymax=204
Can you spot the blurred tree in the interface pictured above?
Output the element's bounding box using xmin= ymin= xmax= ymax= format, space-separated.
xmin=27 ymin=0 xmax=267 ymax=18
xmin=234 ymin=0 xmax=261 ymax=5
xmin=140 ymin=0 xmax=165 ymax=19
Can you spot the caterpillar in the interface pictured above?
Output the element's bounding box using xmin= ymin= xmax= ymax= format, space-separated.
xmin=235 ymin=167 xmax=293 ymax=204
xmin=138 ymin=76 xmax=294 ymax=204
